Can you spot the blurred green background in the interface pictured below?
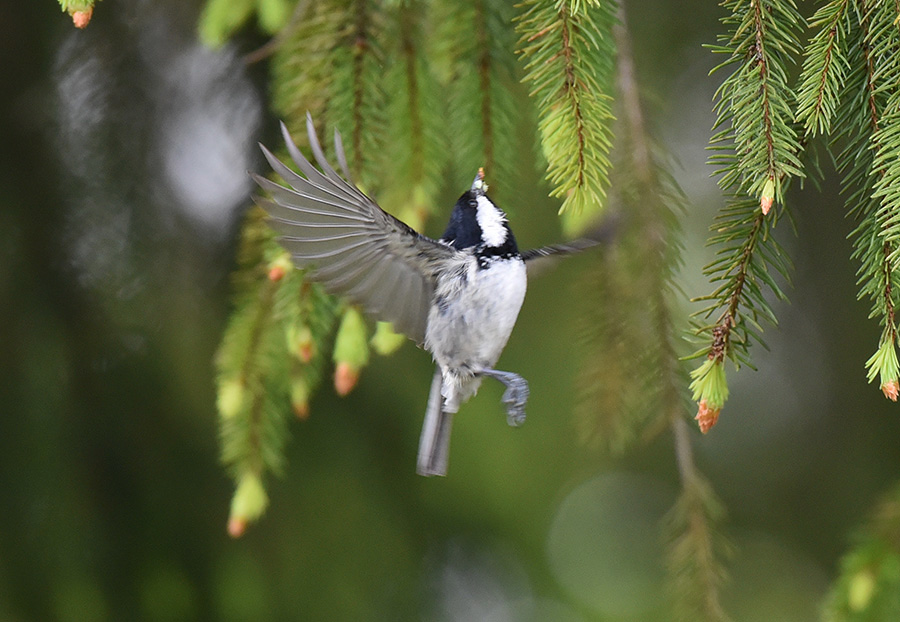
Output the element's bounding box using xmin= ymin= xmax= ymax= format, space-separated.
xmin=3 ymin=1 xmax=900 ymax=620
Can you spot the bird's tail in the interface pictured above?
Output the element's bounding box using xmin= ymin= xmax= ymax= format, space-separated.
xmin=417 ymin=367 xmax=453 ymax=476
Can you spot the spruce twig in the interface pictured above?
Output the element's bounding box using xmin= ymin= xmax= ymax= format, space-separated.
xmin=834 ymin=0 xmax=900 ymax=398
xmin=515 ymin=0 xmax=616 ymax=215
xmin=689 ymin=0 xmax=803 ymax=430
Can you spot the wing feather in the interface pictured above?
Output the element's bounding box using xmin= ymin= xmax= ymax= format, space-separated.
xmin=520 ymin=238 xmax=600 ymax=262
xmin=254 ymin=115 xmax=457 ymax=345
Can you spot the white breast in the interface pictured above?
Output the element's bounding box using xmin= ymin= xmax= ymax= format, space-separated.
xmin=424 ymin=255 xmax=527 ymax=374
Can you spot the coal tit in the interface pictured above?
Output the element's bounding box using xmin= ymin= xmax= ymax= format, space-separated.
xmin=253 ymin=114 xmax=595 ymax=476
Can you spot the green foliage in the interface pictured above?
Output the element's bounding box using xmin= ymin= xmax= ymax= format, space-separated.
xmin=379 ymin=2 xmax=447 ymax=226
xmin=795 ymin=0 xmax=852 ymax=136
xmin=58 ymin=0 xmax=94 ymax=12
xmin=215 ymin=209 xmax=338 ymax=530
xmin=873 ymin=96 xmax=900 ymax=262
xmin=693 ymin=1 xmax=900 ymax=609
xmin=691 ymin=196 xmax=792 ymax=368
xmin=690 ymin=0 xmax=804 ymax=419
xmin=430 ymin=0 xmax=521 ymax=194
xmin=707 ymin=0 xmax=804 ymax=199
xmin=326 ymin=0 xmax=389 ymax=191
xmin=216 ymin=210 xmax=290 ymax=479
xmin=332 ymin=307 xmax=370 ymax=372
xmin=515 ymin=0 xmax=616 ymax=215
xmin=665 ymin=469 xmax=731 ymax=622
xmin=689 ymin=358 xmax=729 ymax=409
xmin=824 ymin=483 xmax=900 ymax=621
xmin=812 ymin=0 xmax=900 ymax=392
xmin=575 ymin=140 xmax=689 ymax=452
xmin=198 ymin=0 xmax=293 ymax=48
xmin=573 ymin=7 xmax=688 ymax=451
xmin=270 ymin=1 xmax=346 ymax=132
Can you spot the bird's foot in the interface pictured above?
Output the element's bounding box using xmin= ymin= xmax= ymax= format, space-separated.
xmin=480 ymin=368 xmax=529 ymax=427
xmin=502 ymin=380 xmax=529 ymax=427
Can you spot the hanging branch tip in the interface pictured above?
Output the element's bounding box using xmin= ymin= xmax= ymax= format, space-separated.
xmin=227 ymin=472 xmax=268 ymax=537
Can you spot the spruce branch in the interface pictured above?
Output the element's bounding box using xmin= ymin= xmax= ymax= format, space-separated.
xmin=515 ymin=0 xmax=616 ymax=215
xmin=431 ymin=0 xmax=519 ymax=193
xmin=215 ymin=210 xmax=294 ymax=535
xmin=833 ymin=0 xmax=900 ymax=398
xmin=666 ymin=422 xmax=732 ymax=622
xmin=380 ymin=0 xmax=447 ymax=229
xmin=327 ymin=0 xmax=388 ymax=190
xmin=795 ymin=0 xmax=852 ymax=136
xmin=271 ymin=0 xmax=348 ymax=132
xmin=217 ymin=209 xmax=339 ymax=536
xmin=576 ymin=0 xmax=692 ymax=455
xmin=690 ymin=0 xmax=803 ymax=429
xmin=706 ymin=0 xmax=804 ymax=203
xmin=573 ymin=136 xmax=688 ymax=450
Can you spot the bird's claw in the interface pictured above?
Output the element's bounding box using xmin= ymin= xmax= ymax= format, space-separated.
xmin=502 ymin=379 xmax=529 ymax=427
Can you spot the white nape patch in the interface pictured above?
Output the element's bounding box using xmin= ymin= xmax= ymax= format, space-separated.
xmin=475 ymin=195 xmax=508 ymax=247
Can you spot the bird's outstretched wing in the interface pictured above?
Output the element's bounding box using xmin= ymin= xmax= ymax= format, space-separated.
xmin=520 ymin=238 xmax=600 ymax=262
xmin=253 ymin=113 xmax=455 ymax=345
xmin=519 ymin=238 xmax=602 ymax=277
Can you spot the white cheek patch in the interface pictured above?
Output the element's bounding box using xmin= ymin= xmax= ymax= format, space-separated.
xmin=475 ymin=195 xmax=508 ymax=247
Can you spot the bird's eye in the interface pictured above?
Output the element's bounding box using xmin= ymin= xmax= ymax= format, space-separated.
xmin=468 ymin=200 xmax=478 ymax=208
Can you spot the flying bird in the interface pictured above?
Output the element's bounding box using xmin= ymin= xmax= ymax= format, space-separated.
xmin=252 ymin=114 xmax=595 ymax=476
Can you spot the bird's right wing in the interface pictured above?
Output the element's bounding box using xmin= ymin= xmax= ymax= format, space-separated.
xmin=253 ymin=114 xmax=455 ymax=345
xmin=520 ymin=238 xmax=600 ymax=262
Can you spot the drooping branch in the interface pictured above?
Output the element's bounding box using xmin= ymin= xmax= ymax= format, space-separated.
xmin=515 ymin=0 xmax=616 ymax=215
xmin=689 ymin=0 xmax=803 ymax=429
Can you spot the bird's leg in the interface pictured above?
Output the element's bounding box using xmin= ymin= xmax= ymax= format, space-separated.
xmin=479 ymin=368 xmax=529 ymax=427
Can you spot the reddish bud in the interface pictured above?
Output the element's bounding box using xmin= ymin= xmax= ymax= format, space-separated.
xmin=291 ymin=378 xmax=310 ymax=419
xmin=227 ymin=517 xmax=247 ymax=538
xmin=298 ymin=343 xmax=313 ymax=363
xmin=268 ymin=265 xmax=286 ymax=282
xmin=289 ymin=325 xmax=314 ymax=363
xmin=882 ymin=380 xmax=900 ymax=402
xmin=72 ymin=8 xmax=93 ymax=29
xmin=695 ymin=399 xmax=721 ymax=433
xmin=267 ymin=254 xmax=292 ymax=282
xmin=293 ymin=400 xmax=310 ymax=420
xmin=334 ymin=361 xmax=359 ymax=396
xmin=760 ymin=178 xmax=775 ymax=215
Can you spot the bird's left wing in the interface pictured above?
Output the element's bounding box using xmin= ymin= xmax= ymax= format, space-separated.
xmin=253 ymin=114 xmax=455 ymax=345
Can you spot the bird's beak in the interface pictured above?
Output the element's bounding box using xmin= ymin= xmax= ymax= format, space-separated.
xmin=471 ymin=167 xmax=488 ymax=196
